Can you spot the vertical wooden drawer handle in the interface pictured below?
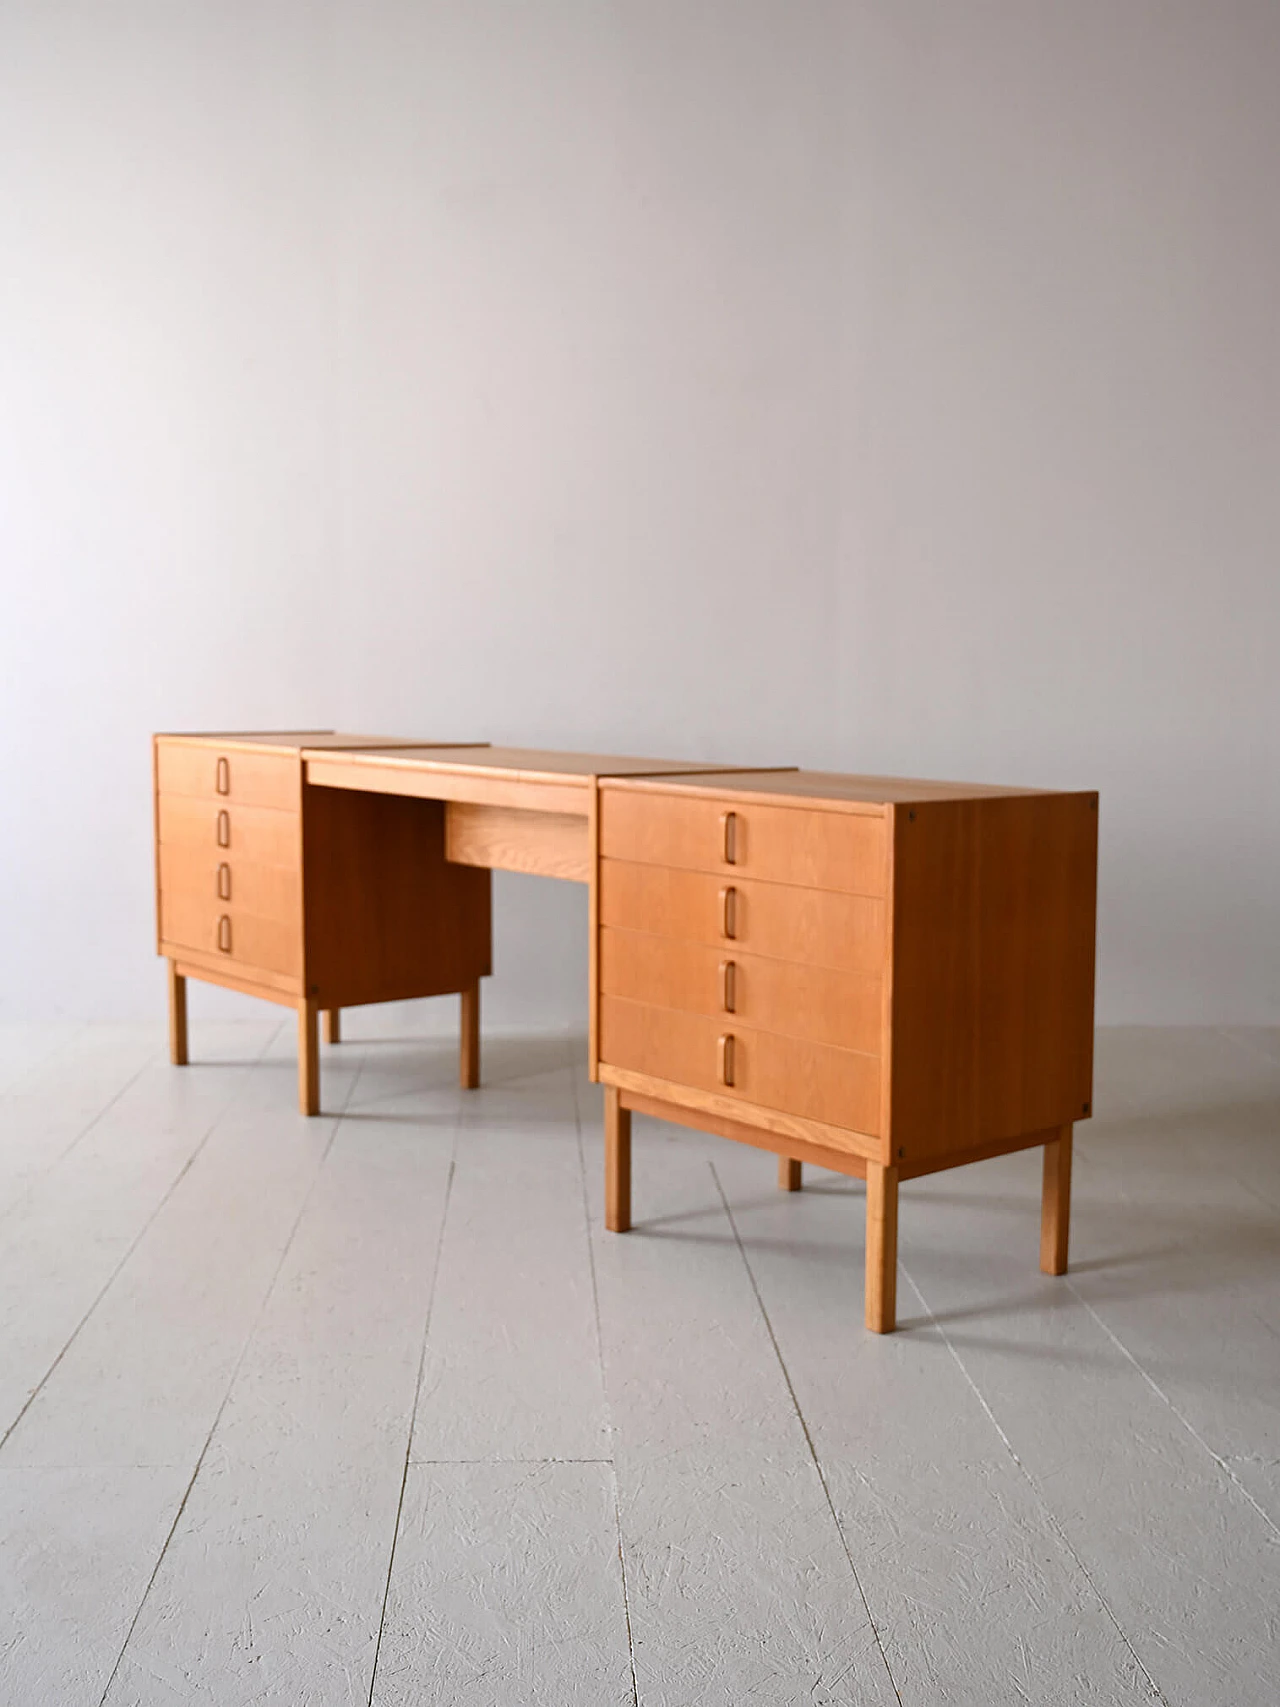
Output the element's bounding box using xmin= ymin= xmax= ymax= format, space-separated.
xmin=216 ymin=756 xmax=230 ymax=795
xmin=719 ymin=885 xmax=737 ymax=940
xmin=719 ymin=959 xmax=737 ymax=1014
xmin=217 ymin=915 xmax=232 ymax=954
xmin=217 ymin=861 xmax=231 ymax=901
xmin=721 ymin=810 xmax=738 ymax=865
xmin=718 ymin=1033 xmax=736 ymax=1088
xmin=216 ymin=809 xmax=230 ymax=848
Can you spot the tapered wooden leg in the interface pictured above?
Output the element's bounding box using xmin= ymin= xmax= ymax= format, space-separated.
xmin=167 ymin=961 xmax=188 ymax=1066
xmin=460 ymin=981 xmax=480 ymax=1090
xmin=1040 ymin=1125 xmax=1073 ymax=1276
xmin=323 ymin=1008 xmax=340 ymax=1045
xmin=779 ymin=1156 xmax=802 ymax=1192
xmin=298 ymin=1000 xmax=320 ymax=1117
xmin=605 ymin=1086 xmax=631 ymax=1233
xmin=865 ymin=1162 xmax=899 ymax=1333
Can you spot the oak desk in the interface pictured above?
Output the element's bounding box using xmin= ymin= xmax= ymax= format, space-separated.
xmin=154 ymin=732 xmax=1097 ymax=1332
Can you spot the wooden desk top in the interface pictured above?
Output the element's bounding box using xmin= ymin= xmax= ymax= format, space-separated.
xmin=305 ymin=744 xmax=745 ymax=782
xmin=303 ymin=745 xmax=754 ymax=815
xmin=605 ymin=767 xmax=1095 ymax=813
xmin=156 ymin=731 xmax=487 ymax=755
xmin=157 ymin=732 xmax=1087 ymax=817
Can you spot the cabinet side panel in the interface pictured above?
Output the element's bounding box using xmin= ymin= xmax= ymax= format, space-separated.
xmin=979 ymin=793 xmax=1098 ymax=1142
xmin=153 ymin=736 xmax=163 ymax=954
xmin=588 ymin=780 xmax=601 ymax=1080
xmin=889 ymin=794 xmax=1097 ymax=1164
xmin=302 ymin=786 xmax=492 ymax=1006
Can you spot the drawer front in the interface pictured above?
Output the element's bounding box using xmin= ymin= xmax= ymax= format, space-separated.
xmin=599 ymin=996 xmax=881 ymax=1135
xmin=157 ymin=794 xmax=300 ymax=869
xmin=159 ymin=891 xmax=301 ymax=979
xmin=156 ymin=740 xmax=300 ymax=811
xmin=158 ymin=843 xmax=300 ymax=924
xmin=600 ymin=788 xmax=886 ymax=895
xmin=599 ymin=860 xmax=885 ymax=975
xmin=600 ymin=926 xmax=882 ymax=1056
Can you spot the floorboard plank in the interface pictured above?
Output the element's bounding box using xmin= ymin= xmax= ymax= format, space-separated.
xmin=902 ymin=1146 xmax=1280 ymax=1707
xmin=101 ymin=1048 xmax=460 ymax=1706
xmin=0 ymin=1024 xmax=170 ymax=1221
xmin=1 ymin=1027 xmax=361 ymax=1470
xmin=0 ymin=1466 xmax=190 ymax=1706
xmin=411 ymin=1080 xmax=607 ymax=1464
xmin=0 ymin=1022 xmax=283 ymax=1444
xmin=372 ymin=1462 xmax=633 ymax=1707
xmin=711 ymin=1141 xmax=1164 ymax=1706
xmin=582 ymin=1105 xmax=899 ymax=1706
xmin=1065 ymin=1099 xmax=1280 ymax=1527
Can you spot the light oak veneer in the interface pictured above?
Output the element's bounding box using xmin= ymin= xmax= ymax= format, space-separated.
xmin=154 ymin=733 xmax=492 ymax=1114
xmin=155 ymin=735 xmax=1097 ymax=1331
xmin=594 ymin=770 xmax=1097 ymax=1331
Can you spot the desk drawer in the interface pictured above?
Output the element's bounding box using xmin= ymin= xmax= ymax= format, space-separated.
xmin=157 ymin=794 xmax=300 ymax=869
xmin=158 ymin=843 xmax=300 ymax=924
xmin=600 ymin=926 xmax=882 ymax=1055
xmin=600 ymin=788 xmax=886 ymax=895
xmin=599 ymin=860 xmax=884 ymax=975
xmin=156 ymin=740 xmax=300 ymax=811
xmin=159 ymin=893 xmax=301 ymax=979
xmin=600 ymin=997 xmax=881 ymax=1135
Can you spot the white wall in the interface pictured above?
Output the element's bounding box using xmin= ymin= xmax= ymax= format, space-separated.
xmin=2 ymin=2 xmax=1277 ymax=1028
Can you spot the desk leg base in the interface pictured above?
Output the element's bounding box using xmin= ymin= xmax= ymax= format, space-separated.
xmin=323 ymin=1008 xmax=340 ymax=1045
xmin=605 ymin=1087 xmax=631 ymax=1232
xmin=298 ymin=1000 xmax=320 ymax=1116
xmin=167 ymin=961 xmax=188 ymax=1066
xmin=1040 ymin=1126 xmax=1072 ymax=1275
xmin=779 ymin=1156 xmax=802 ymax=1192
xmin=460 ymin=982 xmax=481 ymax=1089
xmin=866 ymin=1162 xmax=899 ymax=1333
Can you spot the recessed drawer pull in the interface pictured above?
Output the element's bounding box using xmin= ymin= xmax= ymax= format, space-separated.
xmin=719 ymin=958 xmax=737 ymax=1014
xmin=216 ymin=756 xmax=230 ymax=795
xmin=717 ymin=1032 xmax=736 ymax=1088
xmin=217 ymin=914 xmax=232 ymax=954
xmin=216 ymin=809 xmax=230 ymax=848
xmin=721 ymin=810 xmax=738 ymax=865
xmin=217 ymin=861 xmax=232 ymax=901
xmin=719 ymin=885 xmax=737 ymax=940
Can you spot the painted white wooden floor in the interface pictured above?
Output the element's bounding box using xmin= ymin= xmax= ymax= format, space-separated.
xmin=1 ymin=1017 xmax=1277 ymax=1706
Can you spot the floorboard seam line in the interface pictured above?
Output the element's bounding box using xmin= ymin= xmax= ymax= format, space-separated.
xmin=1065 ymin=1278 xmax=1280 ymax=1542
xmin=0 ymin=1021 xmax=287 ymax=1459
xmin=365 ymin=1121 xmax=462 ymax=1707
xmin=94 ymin=1042 xmax=367 ymax=1707
xmin=570 ymin=1052 xmax=640 ymax=1707
xmin=0 ymin=1041 xmax=161 ymax=1231
xmin=898 ymin=1260 xmax=1172 ymax=1707
xmin=711 ymin=1162 xmax=904 ymax=1707
xmin=410 ymin=1455 xmax=615 ymax=1465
